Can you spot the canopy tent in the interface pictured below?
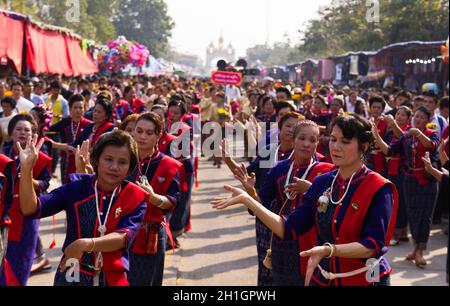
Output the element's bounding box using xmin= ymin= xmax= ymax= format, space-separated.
xmin=0 ymin=10 xmax=25 ymax=73
xmin=0 ymin=9 xmax=98 ymax=76
xmin=25 ymin=23 xmax=98 ymax=76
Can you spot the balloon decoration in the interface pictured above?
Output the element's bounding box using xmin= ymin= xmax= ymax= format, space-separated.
xmin=441 ymin=37 xmax=449 ymax=64
xmin=97 ymin=36 xmax=150 ymax=72
xmin=422 ymin=83 xmax=439 ymax=96
xmin=81 ymin=39 xmax=96 ymax=55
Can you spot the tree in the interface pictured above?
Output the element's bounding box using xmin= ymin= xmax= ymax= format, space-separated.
xmin=37 ymin=0 xmax=97 ymax=39
xmin=246 ymin=44 xmax=271 ymax=65
xmin=296 ymin=0 xmax=449 ymax=58
xmin=0 ymin=0 xmax=40 ymax=16
xmin=246 ymin=37 xmax=312 ymax=67
xmin=87 ymin=0 xmax=120 ymax=42
xmin=114 ymin=0 xmax=174 ymax=57
xmin=2 ymin=0 xmax=120 ymax=43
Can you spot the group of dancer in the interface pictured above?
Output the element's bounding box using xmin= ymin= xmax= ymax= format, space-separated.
xmin=0 ymin=76 xmax=197 ymax=286
xmin=0 ymin=74 xmax=448 ymax=287
xmin=214 ymin=86 xmax=449 ymax=286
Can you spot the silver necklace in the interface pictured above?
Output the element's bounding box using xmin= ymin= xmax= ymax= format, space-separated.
xmin=71 ymin=120 xmax=81 ymax=140
xmin=329 ymin=168 xmax=359 ymax=205
xmin=93 ymin=180 xmax=119 ymax=286
xmin=284 ymin=159 xmax=316 ymax=200
xmin=94 ymin=180 xmax=119 ymax=236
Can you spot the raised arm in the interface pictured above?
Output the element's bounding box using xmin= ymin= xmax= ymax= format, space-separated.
xmin=220 ymin=138 xmax=241 ymax=175
xmin=439 ymin=138 xmax=449 ymax=165
xmin=50 ymin=140 xmax=76 ymax=153
xmin=381 ymin=115 xmax=404 ymax=138
xmin=212 ymin=185 xmax=286 ymax=238
xmin=407 ymin=128 xmax=434 ymax=149
xmin=371 ymin=120 xmax=390 ymax=155
xmin=18 ymin=135 xmax=44 ymax=216
xmin=423 ymin=152 xmax=444 ymax=183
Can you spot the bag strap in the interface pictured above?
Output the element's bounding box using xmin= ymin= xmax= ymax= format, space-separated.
xmin=268 ymin=198 xmax=290 ymax=250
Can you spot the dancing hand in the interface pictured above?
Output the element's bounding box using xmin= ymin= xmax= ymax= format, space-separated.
xmin=422 ymin=152 xmax=433 ymax=172
xmin=300 ymin=245 xmax=332 ymax=286
xmin=60 ymin=238 xmax=91 ymax=272
xmin=75 ymin=140 xmax=93 ymax=174
xmin=438 ymin=138 xmax=449 ymax=163
xmin=211 ymin=185 xmax=249 ymax=210
xmin=285 ymin=177 xmax=312 ymax=197
xmin=137 ymin=176 xmax=155 ymax=198
xmin=407 ymin=128 xmax=421 ymax=137
xmin=233 ymin=164 xmax=256 ymax=192
xmin=381 ymin=114 xmax=395 ymax=127
xmin=17 ymin=134 xmax=44 ymax=171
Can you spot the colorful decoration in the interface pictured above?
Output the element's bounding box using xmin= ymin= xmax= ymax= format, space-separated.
xmin=218 ymin=108 xmax=229 ymax=121
xmin=81 ymin=39 xmax=96 ymax=55
xmin=305 ymin=81 xmax=312 ymax=94
xmin=422 ymin=83 xmax=439 ymax=96
xmin=36 ymin=102 xmax=54 ymax=133
xmin=97 ymin=36 xmax=150 ymax=72
xmin=441 ymin=37 xmax=449 ymax=64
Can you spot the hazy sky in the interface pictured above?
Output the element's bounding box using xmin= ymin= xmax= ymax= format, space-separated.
xmin=165 ymin=0 xmax=332 ymax=63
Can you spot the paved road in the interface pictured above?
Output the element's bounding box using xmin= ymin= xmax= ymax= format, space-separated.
xmin=28 ymin=159 xmax=448 ymax=286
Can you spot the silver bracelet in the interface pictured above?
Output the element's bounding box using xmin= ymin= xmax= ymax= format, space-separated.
xmin=88 ymin=238 xmax=95 ymax=254
xmin=324 ymin=242 xmax=335 ymax=259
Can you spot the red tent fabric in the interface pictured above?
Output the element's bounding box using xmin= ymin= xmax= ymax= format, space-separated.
xmin=65 ymin=36 xmax=99 ymax=76
xmin=26 ymin=23 xmax=98 ymax=76
xmin=0 ymin=12 xmax=24 ymax=73
xmin=26 ymin=24 xmax=73 ymax=76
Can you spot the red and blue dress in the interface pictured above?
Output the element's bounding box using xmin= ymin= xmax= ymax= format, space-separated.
xmin=126 ymin=150 xmax=182 ymax=286
xmin=31 ymin=175 xmax=147 ymax=286
xmin=0 ymin=154 xmax=15 ymax=286
xmin=49 ymin=117 xmax=93 ymax=183
xmin=259 ymin=158 xmax=335 ymax=285
xmin=72 ymin=122 xmax=115 ymax=149
xmin=284 ymin=166 xmax=398 ymax=286
xmin=1 ymin=145 xmax=51 ymax=286
xmin=387 ymin=128 xmax=440 ymax=250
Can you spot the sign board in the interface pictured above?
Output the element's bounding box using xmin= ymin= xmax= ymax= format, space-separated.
xmin=211 ymin=71 xmax=242 ymax=86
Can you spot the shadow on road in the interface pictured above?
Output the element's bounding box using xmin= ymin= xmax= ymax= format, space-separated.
xmin=178 ymin=256 xmax=256 ymax=281
xmin=186 ymin=223 xmax=255 ymax=239
xmin=193 ymin=206 xmax=248 ymax=219
xmin=180 ymin=236 xmax=255 ymax=258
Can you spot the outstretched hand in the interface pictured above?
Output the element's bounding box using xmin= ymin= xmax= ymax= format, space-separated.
xmin=16 ymin=134 xmax=44 ymax=171
xmin=300 ymin=245 xmax=331 ymax=286
xmin=211 ymin=185 xmax=249 ymax=210
xmin=233 ymin=163 xmax=256 ymax=192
